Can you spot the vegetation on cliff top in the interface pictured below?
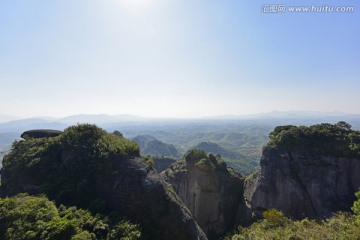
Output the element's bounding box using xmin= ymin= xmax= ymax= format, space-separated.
xmin=0 ymin=194 xmax=141 ymax=240
xmin=1 ymin=124 xmax=140 ymax=211
xmin=268 ymin=121 xmax=360 ymax=157
xmin=184 ymin=149 xmax=228 ymax=171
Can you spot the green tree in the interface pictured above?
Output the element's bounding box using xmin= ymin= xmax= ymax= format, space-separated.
xmin=351 ymin=191 xmax=360 ymax=225
xmin=0 ymin=194 xmax=141 ymax=240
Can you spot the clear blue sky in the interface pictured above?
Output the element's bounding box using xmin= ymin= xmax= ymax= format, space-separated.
xmin=1 ymin=0 xmax=359 ymax=118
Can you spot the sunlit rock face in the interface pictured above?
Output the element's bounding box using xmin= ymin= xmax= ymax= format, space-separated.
xmin=162 ymin=151 xmax=245 ymax=240
xmin=245 ymin=146 xmax=360 ymax=220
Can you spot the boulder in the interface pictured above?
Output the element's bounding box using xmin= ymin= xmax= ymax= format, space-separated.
xmin=21 ymin=129 xmax=62 ymax=139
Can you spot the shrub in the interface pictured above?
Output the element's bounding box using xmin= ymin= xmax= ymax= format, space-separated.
xmin=184 ymin=149 xmax=208 ymax=163
xmin=224 ymin=210 xmax=360 ymax=240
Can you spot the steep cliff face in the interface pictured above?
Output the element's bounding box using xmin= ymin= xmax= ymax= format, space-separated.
xmin=0 ymin=125 xmax=207 ymax=240
xmin=244 ymin=146 xmax=360 ymax=220
xmin=162 ymin=150 xmax=244 ymax=239
xmin=92 ymin=156 xmax=207 ymax=240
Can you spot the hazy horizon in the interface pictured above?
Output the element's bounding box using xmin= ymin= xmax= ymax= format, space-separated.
xmin=1 ymin=110 xmax=360 ymax=123
xmin=1 ymin=0 xmax=359 ymax=118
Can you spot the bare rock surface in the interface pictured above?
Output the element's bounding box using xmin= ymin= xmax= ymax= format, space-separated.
xmin=244 ymin=146 xmax=360 ymax=220
xmin=21 ymin=129 xmax=62 ymax=139
xmin=162 ymin=151 xmax=244 ymax=239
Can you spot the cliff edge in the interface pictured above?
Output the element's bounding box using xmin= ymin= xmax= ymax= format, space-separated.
xmin=245 ymin=122 xmax=360 ymax=220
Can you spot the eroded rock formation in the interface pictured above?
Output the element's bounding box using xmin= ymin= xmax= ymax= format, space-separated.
xmin=162 ymin=150 xmax=244 ymax=239
xmin=244 ymin=146 xmax=360 ymax=220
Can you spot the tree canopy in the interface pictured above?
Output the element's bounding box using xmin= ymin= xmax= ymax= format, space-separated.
xmin=268 ymin=121 xmax=360 ymax=157
xmin=0 ymin=194 xmax=141 ymax=240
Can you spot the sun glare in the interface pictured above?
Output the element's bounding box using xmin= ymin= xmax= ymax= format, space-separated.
xmin=119 ymin=0 xmax=152 ymax=8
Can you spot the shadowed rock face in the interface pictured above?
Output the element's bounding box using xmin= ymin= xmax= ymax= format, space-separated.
xmin=1 ymin=155 xmax=207 ymax=240
xmin=244 ymin=146 xmax=360 ymax=220
xmin=1 ymin=130 xmax=207 ymax=240
xmin=93 ymin=156 xmax=207 ymax=240
xmin=162 ymin=152 xmax=245 ymax=240
xmin=21 ymin=129 xmax=62 ymax=139
xmin=153 ymin=157 xmax=176 ymax=172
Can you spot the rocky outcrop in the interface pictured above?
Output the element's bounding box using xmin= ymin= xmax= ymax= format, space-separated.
xmin=162 ymin=150 xmax=245 ymax=239
xmin=244 ymin=146 xmax=360 ymax=220
xmin=21 ymin=129 xmax=62 ymax=139
xmin=1 ymin=126 xmax=207 ymax=240
xmin=93 ymin=157 xmax=207 ymax=240
xmin=2 ymin=156 xmax=206 ymax=240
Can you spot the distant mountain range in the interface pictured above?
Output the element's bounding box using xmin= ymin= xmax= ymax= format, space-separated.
xmin=1 ymin=111 xmax=360 ymax=175
xmin=0 ymin=114 xmax=148 ymax=132
xmin=132 ymin=135 xmax=180 ymax=158
xmin=0 ymin=114 xmax=19 ymax=124
xmin=1 ymin=111 xmax=359 ymax=151
xmin=1 ymin=111 xmax=359 ymax=127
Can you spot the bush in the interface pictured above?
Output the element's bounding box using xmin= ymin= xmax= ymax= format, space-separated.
xmin=351 ymin=191 xmax=360 ymax=225
xmin=184 ymin=149 xmax=208 ymax=163
xmin=225 ymin=206 xmax=360 ymax=240
xmin=262 ymin=209 xmax=290 ymax=228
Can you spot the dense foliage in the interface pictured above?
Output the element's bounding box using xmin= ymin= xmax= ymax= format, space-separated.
xmin=225 ymin=191 xmax=360 ymax=240
xmin=1 ymin=124 xmax=140 ymax=211
xmin=268 ymin=121 xmax=360 ymax=157
xmin=0 ymin=194 xmax=141 ymax=240
xmin=226 ymin=210 xmax=360 ymax=240
xmin=351 ymin=191 xmax=360 ymax=225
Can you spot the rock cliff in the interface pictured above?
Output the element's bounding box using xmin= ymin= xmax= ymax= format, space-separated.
xmin=245 ymin=122 xmax=360 ymax=220
xmin=0 ymin=125 xmax=207 ymax=240
xmin=162 ymin=150 xmax=245 ymax=239
xmin=3 ymin=122 xmax=359 ymax=238
xmin=93 ymin=156 xmax=207 ymax=240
